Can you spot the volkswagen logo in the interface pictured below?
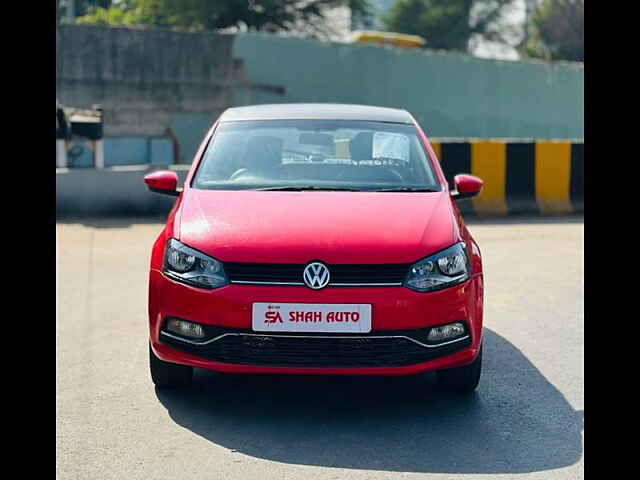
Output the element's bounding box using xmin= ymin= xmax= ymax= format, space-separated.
xmin=303 ymin=262 xmax=331 ymax=289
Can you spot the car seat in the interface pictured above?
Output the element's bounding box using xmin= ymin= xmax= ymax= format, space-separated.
xmin=231 ymin=135 xmax=284 ymax=180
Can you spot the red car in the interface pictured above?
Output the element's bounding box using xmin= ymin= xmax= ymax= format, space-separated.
xmin=145 ymin=104 xmax=484 ymax=392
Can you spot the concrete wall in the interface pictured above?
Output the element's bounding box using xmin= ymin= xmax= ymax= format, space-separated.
xmin=56 ymin=165 xmax=189 ymax=217
xmin=60 ymin=137 xmax=174 ymax=168
xmin=56 ymin=26 xmax=583 ymax=218
xmin=233 ymin=33 xmax=583 ymax=139
xmin=57 ymin=26 xmax=583 ymax=171
xmin=56 ymin=25 xmax=247 ymax=163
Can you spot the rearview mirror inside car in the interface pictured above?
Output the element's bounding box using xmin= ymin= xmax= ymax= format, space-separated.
xmin=299 ymin=133 xmax=334 ymax=147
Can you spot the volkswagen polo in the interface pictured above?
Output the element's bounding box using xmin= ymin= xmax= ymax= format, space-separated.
xmin=145 ymin=104 xmax=484 ymax=392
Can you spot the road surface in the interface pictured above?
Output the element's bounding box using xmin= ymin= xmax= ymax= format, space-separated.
xmin=56 ymin=216 xmax=583 ymax=480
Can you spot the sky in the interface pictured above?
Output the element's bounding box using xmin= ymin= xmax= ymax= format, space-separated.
xmin=471 ymin=0 xmax=528 ymax=60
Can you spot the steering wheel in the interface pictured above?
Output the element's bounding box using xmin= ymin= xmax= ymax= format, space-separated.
xmin=230 ymin=168 xmax=249 ymax=181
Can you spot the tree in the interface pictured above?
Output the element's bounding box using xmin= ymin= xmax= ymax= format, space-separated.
xmin=382 ymin=0 xmax=517 ymax=53
xmin=75 ymin=1 xmax=139 ymax=26
xmin=522 ymin=0 xmax=583 ymax=62
xmin=75 ymin=0 xmax=372 ymax=39
xmin=58 ymin=0 xmax=116 ymax=19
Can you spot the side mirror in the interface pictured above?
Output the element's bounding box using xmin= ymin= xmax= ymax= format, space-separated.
xmin=451 ymin=174 xmax=483 ymax=200
xmin=144 ymin=170 xmax=181 ymax=196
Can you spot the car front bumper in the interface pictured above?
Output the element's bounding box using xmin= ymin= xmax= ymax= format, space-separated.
xmin=149 ymin=269 xmax=483 ymax=375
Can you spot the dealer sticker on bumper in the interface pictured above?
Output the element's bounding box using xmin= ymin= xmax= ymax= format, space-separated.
xmin=252 ymin=303 xmax=372 ymax=333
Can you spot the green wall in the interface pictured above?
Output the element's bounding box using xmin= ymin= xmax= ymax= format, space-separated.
xmin=233 ymin=33 xmax=583 ymax=139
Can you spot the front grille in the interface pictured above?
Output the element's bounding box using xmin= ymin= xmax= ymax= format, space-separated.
xmin=224 ymin=262 xmax=409 ymax=286
xmin=160 ymin=327 xmax=470 ymax=368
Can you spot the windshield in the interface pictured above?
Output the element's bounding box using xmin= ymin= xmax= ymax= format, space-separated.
xmin=192 ymin=120 xmax=441 ymax=191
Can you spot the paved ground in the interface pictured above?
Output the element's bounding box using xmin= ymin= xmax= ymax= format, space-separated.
xmin=56 ymin=216 xmax=583 ymax=480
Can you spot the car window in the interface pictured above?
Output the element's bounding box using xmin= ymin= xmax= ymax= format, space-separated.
xmin=192 ymin=120 xmax=440 ymax=191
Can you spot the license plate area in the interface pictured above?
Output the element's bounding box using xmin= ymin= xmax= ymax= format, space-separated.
xmin=252 ymin=303 xmax=372 ymax=333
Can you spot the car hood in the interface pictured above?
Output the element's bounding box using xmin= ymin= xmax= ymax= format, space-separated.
xmin=177 ymin=189 xmax=457 ymax=264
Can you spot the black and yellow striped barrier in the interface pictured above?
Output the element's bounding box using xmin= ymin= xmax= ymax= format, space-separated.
xmin=430 ymin=139 xmax=584 ymax=215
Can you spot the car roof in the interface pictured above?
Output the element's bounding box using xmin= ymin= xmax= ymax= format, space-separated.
xmin=218 ymin=103 xmax=414 ymax=124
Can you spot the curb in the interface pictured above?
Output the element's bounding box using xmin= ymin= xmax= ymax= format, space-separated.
xmin=431 ymin=139 xmax=584 ymax=215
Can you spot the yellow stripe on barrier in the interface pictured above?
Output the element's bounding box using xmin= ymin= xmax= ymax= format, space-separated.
xmin=470 ymin=142 xmax=507 ymax=215
xmin=535 ymin=142 xmax=573 ymax=214
xmin=430 ymin=141 xmax=441 ymax=162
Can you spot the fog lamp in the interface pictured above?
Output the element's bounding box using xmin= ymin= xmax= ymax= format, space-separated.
xmin=165 ymin=318 xmax=205 ymax=339
xmin=427 ymin=322 xmax=466 ymax=342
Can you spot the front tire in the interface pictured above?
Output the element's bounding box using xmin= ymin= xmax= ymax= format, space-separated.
xmin=149 ymin=343 xmax=193 ymax=388
xmin=436 ymin=344 xmax=482 ymax=393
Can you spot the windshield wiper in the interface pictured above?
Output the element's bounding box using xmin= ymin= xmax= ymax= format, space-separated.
xmin=255 ymin=186 xmax=360 ymax=192
xmin=373 ymin=187 xmax=441 ymax=192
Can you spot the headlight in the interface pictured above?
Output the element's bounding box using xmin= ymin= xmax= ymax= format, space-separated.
xmin=404 ymin=242 xmax=470 ymax=292
xmin=163 ymin=238 xmax=228 ymax=289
